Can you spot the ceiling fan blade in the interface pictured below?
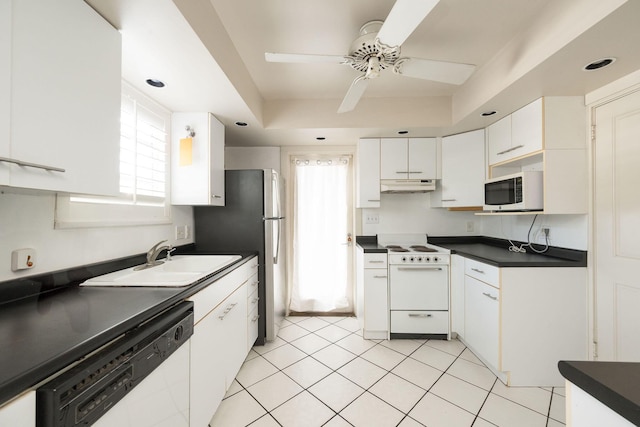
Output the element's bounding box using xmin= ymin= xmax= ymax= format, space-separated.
xmin=265 ymin=52 xmax=348 ymax=64
xmin=337 ymin=75 xmax=369 ymax=113
xmin=394 ymin=58 xmax=476 ymax=85
xmin=377 ymin=0 xmax=440 ymax=48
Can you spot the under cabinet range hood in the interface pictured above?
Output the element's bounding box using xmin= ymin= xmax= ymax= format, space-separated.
xmin=380 ymin=179 xmax=436 ymax=193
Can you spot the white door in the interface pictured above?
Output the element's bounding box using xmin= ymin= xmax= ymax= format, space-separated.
xmin=289 ymin=156 xmax=354 ymax=313
xmin=594 ymin=89 xmax=640 ymax=361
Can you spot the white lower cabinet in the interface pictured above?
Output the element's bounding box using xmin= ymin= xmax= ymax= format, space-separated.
xmin=0 ymin=391 xmax=35 ymax=427
xmin=461 ymin=258 xmax=588 ymax=386
xmin=464 ymin=275 xmax=499 ymax=369
xmin=356 ymin=248 xmax=388 ymax=339
xmin=188 ymin=257 xmax=257 ymax=427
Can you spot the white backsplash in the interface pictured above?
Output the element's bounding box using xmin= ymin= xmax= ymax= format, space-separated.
xmin=360 ymin=193 xmax=480 ymax=237
xmin=481 ymin=213 xmax=588 ymax=250
xmin=0 ymin=191 xmax=195 ymax=281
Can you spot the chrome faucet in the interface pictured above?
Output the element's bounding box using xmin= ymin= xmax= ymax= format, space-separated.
xmin=135 ymin=240 xmax=174 ymax=270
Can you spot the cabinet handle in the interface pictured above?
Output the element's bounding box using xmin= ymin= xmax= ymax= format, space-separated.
xmin=373 ymin=275 xmax=387 ymax=278
xmin=441 ymin=199 xmax=457 ymax=202
xmin=398 ymin=266 xmax=443 ymax=271
xmin=367 ymin=199 xmax=381 ymax=202
xmin=482 ymin=292 xmax=498 ymax=301
xmin=0 ymin=156 xmax=66 ymax=173
xmin=471 ymin=268 xmax=485 ymax=274
xmin=407 ymin=171 xmax=423 ymax=174
xmin=251 ymin=297 xmax=259 ymax=304
xmin=395 ymin=171 xmax=409 ymax=174
xmin=369 ymin=260 xmax=385 ymax=264
xmin=218 ymin=302 xmax=238 ymax=320
xmin=408 ymin=313 xmax=433 ymax=318
xmin=211 ymin=194 xmax=223 ymax=199
xmin=251 ymin=314 xmax=260 ymax=322
xmin=496 ymin=144 xmax=525 ymax=156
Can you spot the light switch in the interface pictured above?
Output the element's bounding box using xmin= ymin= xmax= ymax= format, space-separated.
xmin=11 ymin=248 xmax=36 ymax=271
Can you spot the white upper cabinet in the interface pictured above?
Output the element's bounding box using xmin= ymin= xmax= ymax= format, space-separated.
xmin=380 ymin=137 xmax=436 ymax=180
xmin=487 ymin=115 xmax=512 ymax=165
xmin=0 ymin=0 xmax=10 ymax=185
xmin=356 ymin=138 xmax=380 ymax=208
xmin=171 ymin=112 xmax=225 ymax=206
xmin=6 ymin=0 xmax=121 ymax=195
xmin=488 ymin=98 xmax=544 ymax=165
xmin=440 ymin=130 xmax=485 ymax=208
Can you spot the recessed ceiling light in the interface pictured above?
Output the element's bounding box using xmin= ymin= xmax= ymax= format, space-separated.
xmin=316 ymin=137 xmax=326 ymax=141
xmin=235 ymin=122 xmax=248 ymax=127
xmin=398 ymin=130 xmax=409 ymax=135
xmin=145 ymin=79 xmax=165 ymax=88
xmin=481 ymin=110 xmax=497 ymax=117
xmin=583 ymin=57 xmax=616 ymax=71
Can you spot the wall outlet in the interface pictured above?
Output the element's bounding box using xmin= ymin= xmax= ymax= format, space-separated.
xmin=11 ymin=248 xmax=36 ymax=271
xmin=175 ymin=225 xmax=187 ymax=240
xmin=466 ymin=221 xmax=475 ymax=232
xmin=542 ymin=228 xmax=550 ymax=239
xmin=365 ymin=213 xmax=380 ymax=224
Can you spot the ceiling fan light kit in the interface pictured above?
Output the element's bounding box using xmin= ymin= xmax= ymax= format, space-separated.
xmin=265 ymin=0 xmax=476 ymax=113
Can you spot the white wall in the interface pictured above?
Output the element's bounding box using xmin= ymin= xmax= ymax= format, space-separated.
xmin=225 ymin=146 xmax=281 ymax=173
xmin=0 ymin=191 xmax=194 ymax=281
xmin=360 ymin=193 xmax=481 ymax=237
xmin=481 ymin=214 xmax=588 ymax=250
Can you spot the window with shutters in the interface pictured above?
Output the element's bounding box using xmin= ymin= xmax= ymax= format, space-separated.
xmin=55 ymin=81 xmax=171 ymax=228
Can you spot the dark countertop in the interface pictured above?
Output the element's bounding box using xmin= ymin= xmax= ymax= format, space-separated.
xmin=559 ymin=360 xmax=640 ymax=425
xmin=356 ymin=236 xmax=587 ymax=267
xmin=0 ymin=250 xmax=256 ymax=407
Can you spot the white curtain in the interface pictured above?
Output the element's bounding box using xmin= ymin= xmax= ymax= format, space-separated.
xmin=289 ymin=157 xmax=351 ymax=313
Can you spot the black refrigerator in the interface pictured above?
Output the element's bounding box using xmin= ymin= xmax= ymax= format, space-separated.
xmin=193 ymin=169 xmax=286 ymax=345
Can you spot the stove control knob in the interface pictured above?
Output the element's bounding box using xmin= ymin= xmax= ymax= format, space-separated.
xmin=401 ymin=256 xmax=407 ymax=262
xmin=416 ymin=256 xmax=423 ymax=262
xmin=425 ymin=257 xmax=431 ymax=262
xmin=409 ymin=257 xmax=415 ymax=262
xmin=433 ymin=256 xmax=439 ymax=262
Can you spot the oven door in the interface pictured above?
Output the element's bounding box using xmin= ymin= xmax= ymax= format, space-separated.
xmin=389 ymin=264 xmax=449 ymax=310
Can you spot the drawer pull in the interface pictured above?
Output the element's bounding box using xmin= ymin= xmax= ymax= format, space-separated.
xmin=367 ymin=199 xmax=381 ymax=202
xmin=251 ymin=314 xmax=260 ymax=322
xmin=369 ymin=260 xmax=385 ymax=264
xmin=471 ymin=268 xmax=485 ymax=274
xmin=408 ymin=313 xmax=433 ymax=318
xmin=441 ymin=199 xmax=457 ymax=202
xmin=373 ymin=275 xmax=387 ymax=279
xmin=496 ymin=144 xmax=525 ymax=156
xmin=218 ymin=302 xmax=238 ymax=320
xmin=251 ymin=297 xmax=260 ymax=304
xmin=482 ymin=292 xmax=498 ymax=301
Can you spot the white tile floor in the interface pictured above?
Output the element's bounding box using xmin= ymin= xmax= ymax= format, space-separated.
xmin=210 ymin=316 xmax=566 ymax=427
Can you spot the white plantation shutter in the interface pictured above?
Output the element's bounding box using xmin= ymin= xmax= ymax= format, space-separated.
xmin=54 ymin=82 xmax=171 ymax=228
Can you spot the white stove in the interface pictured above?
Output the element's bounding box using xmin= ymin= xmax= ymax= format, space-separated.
xmin=377 ymin=234 xmax=451 ymax=339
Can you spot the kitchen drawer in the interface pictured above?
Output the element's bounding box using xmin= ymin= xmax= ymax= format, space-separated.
xmin=364 ymin=253 xmax=387 ymax=268
xmin=390 ymin=310 xmax=449 ymax=334
xmin=247 ymin=306 xmax=259 ymax=351
xmin=465 ymin=259 xmax=500 ymax=288
xmin=248 ymin=287 xmax=259 ymax=315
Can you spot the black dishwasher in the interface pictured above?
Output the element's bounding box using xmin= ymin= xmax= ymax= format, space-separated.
xmin=37 ymin=301 xmax=194 ymax=427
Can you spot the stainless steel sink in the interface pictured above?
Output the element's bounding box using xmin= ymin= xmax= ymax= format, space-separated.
xmin=81 ymin=255 xmax=242 ymax=287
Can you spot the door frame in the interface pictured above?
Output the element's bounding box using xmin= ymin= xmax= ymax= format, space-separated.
xmin=586 ymin=69 xmax=640 ymax=360
xmin=280 ymin=145 xmax=357 ymax=314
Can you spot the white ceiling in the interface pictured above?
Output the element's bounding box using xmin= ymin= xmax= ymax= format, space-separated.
xmin=86 ymin=0 xmax=640 ymax=147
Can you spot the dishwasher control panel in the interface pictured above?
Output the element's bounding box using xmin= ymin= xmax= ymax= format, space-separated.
xmin=36 ymin=301 xmax=194 ymax=427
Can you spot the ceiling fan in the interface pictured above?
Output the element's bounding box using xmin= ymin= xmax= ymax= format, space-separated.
xmin=265 ymin=0 xmax=476 ymax=113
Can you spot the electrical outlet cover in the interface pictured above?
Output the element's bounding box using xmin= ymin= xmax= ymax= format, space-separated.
xmin=11 ymin=248 xmax=36 ymax=271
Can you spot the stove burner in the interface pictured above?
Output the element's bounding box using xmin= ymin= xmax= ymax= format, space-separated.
xmin=389 ymin=248 xmax=409 ymax=252
xmin=385 ymin=245 xmax=404 ymax=249
xmin=410 ymin=245 xmax=438 ymax=253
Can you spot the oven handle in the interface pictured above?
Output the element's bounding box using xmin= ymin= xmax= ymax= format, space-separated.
xmin=395 ymin=266 xmax=444 ymax=271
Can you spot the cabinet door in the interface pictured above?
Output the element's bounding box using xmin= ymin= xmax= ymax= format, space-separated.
xmin=450 ymin=255 xmax=465 ymax=337
xmin=0 ymin=0 xmax=10 ymax=185
xmin=464 ymin=275 xmax=499 ymax=369
xmin=408 ymin=138 xmax=437 ymax=179
xmin=487 ymin=115 xmax=512 ymax=165
xmin=189 ymin=304 xmax=226 ymax=427
xmin=222 ymin=285 xmax=247 ymax=390
xmin=511 ymin=98 xmax=543 ymax=158
xmin=356 ymin=138 xmax=380 ymax=208
xmin=209 ymin=113 xmax=225 ymax=206
xmin=364 ymin=269 xmax=388 ymax=332
xmin=441 ymin=130 xmax=485 ymax=207
xmin=0 ymin=391 xmax=35 ymax=427
xmin=380 ymin=138 xmax=408 ymax=179
xmin=10 ymin=0 xmax=120 ymax=195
